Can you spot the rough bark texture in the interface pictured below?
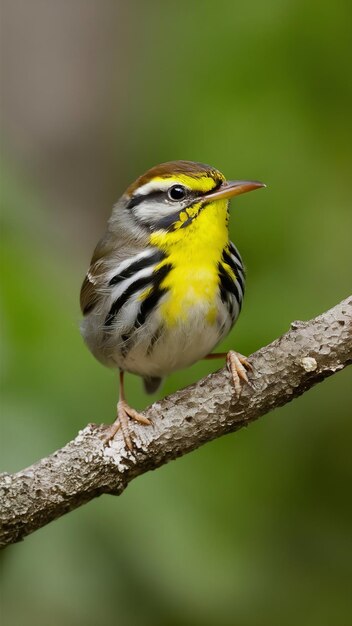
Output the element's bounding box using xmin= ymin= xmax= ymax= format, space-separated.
xmin=1 ymin=297 xmax=351 ymax=548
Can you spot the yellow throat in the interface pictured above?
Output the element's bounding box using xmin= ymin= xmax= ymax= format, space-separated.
xmin=149 ymin=198 xmax=229 ymax=326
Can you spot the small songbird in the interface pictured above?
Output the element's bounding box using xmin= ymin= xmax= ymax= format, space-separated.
xmin=80 ymin=161 xmax=265 ymax=448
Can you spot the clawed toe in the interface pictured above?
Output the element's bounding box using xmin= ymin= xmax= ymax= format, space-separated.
xmin=101 ymin=400 xmax=151 ymax=451
xmin=125 ymin=405 xmax=151 ymax=426
xmin=100 ymin=421 xmax=121 ymax=444
xmin=226 ymin=350 xmax=253 ymax=396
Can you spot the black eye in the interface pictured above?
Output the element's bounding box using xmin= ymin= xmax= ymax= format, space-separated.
xmin=167 ymin=185 xmax=187 ymax=201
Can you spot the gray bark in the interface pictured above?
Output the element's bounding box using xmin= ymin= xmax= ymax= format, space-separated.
xmin=1 ymin=296 xmax=351 ymax=549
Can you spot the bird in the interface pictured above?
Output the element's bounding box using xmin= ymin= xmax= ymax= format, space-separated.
xmin=80 ymin=160 xmax=265 ymax=449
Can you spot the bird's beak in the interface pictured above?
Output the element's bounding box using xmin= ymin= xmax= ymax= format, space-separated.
xmin=203 ymin=180 xmax=266 ymax=203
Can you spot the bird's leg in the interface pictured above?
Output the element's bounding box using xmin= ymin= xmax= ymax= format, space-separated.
xmin=102 ymin=370 xmax=151 ymax=450
xmin=204 ymin=351 xmax=253 ymax=397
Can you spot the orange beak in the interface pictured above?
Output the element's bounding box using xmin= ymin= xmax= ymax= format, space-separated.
xmin=203 ymin=180 xmax=266 ymax=203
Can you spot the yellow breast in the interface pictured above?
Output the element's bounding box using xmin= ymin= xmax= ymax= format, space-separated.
xmin=149 ymin=199 xmax=229 ymax=327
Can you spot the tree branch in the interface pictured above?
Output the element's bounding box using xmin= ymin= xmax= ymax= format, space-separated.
xmin=1 ymin=297 xmax=351 ymax=548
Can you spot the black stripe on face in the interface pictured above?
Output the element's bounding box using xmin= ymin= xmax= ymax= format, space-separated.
xmin=127 ymin=190 xmax=165 ymax=210
xmin=218 ymin=263 xmax=242 ymax=311
xmin=134 ymin=263 xmax=172 ymax=328
xmin=128 ymin=178 xmax=224 ymax=231
xmin=155 ymin=201 xmax=203 ymax=232
xmin=154 ymin=210 xmax=182 ymax=231
xmin=129 ymin=177 xmax=222 ymax=210
xmin=105 ymin=274 xmax=154 ymax=327
xmin=109 ymin=250 xmax=164 ymax=286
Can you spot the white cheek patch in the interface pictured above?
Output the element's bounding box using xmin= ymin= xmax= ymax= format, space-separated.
xmin=133 ymin=199 xmax=180 ymax=225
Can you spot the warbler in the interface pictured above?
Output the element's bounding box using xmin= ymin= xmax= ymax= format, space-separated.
xmin=80 ymin=160 xmax=264 ymax=448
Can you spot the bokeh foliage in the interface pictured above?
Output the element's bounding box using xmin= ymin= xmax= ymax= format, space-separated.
xmin=1 ymin=1 xmax=351 ymax=625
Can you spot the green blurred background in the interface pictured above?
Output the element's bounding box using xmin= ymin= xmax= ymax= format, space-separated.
xmin=1 ymin=1 xmax=351 ymax=624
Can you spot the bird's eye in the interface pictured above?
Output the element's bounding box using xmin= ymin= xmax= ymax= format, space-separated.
xmin=167 ymin=185 xmax=187 ymax=201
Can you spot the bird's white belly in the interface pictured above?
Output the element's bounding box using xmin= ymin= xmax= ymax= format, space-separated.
xmin=116 ymin=296 xmax=231 ymax=378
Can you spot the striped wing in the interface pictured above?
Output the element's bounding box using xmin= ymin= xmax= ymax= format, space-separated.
xmin=80 ymin=259 xmax=106 ymax=315
xmin=105 ymin=264 xmax=170 ymax=328
xmin=103 ymin=249 xmax=170 ymax=330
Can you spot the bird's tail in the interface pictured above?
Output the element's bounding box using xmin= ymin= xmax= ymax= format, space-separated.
xmin=143 ymin=376 xmax=163 ymax=394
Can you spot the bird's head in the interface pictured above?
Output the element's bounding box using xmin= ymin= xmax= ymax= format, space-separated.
xmin=112 ymin=160 xmax=264 ymax=236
